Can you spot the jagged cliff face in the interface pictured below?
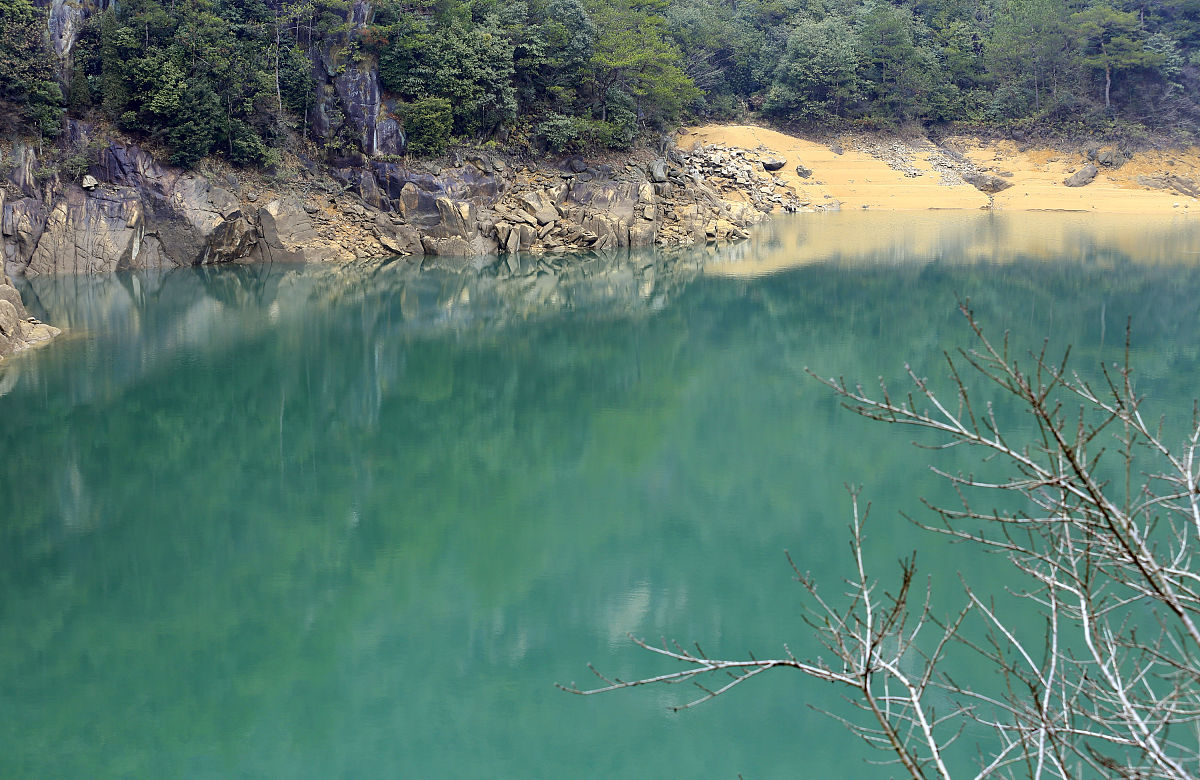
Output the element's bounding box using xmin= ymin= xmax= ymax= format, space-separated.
xmin=2 ymin=133 xmax=324 ymax=277
xmin=0 ymin=0 xmax=802 ymax=359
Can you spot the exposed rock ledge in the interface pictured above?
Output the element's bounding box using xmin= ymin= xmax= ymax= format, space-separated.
xmin=2 ymin=127 xmax=833 ymax=356
xmin=3 ymin=131 xmax=825 ymax=280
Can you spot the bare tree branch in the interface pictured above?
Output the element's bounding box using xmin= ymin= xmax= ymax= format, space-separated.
xmin=560 ymin=303 xmax=1200 ymax=779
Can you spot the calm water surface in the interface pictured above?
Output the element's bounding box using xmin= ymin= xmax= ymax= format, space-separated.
xmin=3 ymin=212 xmax=1200 ymax=777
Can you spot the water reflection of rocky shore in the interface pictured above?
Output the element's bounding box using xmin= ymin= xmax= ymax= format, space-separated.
xmin=5 ymin=245 xmax=707 ymax=404
xmin=10 ymin=210 xmax=1200 ymax=405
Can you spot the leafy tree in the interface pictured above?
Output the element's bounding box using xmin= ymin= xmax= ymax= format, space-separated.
xmin=587 ymin=0 xmax=700 ymax=126
xmin=278 ymin=44 xmax=316 ymax=119
xmin=167 ymin=82 xmax=223 ymax=168
xmin=379 ymin=17 xmax=516 ymax=136
xmin=509 ymin=0 xmax=596 ymax=113
xmin=0 ymin=0 xmax=63 ymax=137
xmin=855 ymin=2 xmax=944 ymax=122
xmin=404 ymin=96 xmax=453 ymax=155
xmin=1074 ymin=4 xmax=1164 ymax=110
xmin=986 ymin=0 xmax=1074 ymax=117
xmin=764 ymin=16 xmax=860 ymax=121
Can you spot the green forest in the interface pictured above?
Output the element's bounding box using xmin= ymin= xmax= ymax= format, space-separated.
xmin=3 ymin=0 xmax=1200 ymax=165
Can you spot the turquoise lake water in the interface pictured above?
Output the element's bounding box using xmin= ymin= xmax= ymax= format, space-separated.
xmin=3 ymin=212 xmax=1200 ymax=777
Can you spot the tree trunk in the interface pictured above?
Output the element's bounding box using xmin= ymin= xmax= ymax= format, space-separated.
xmin=275 ymin=17 xmax=283 ymax=113
xmin=1101 ymin=41 xmax=1112 ymax=111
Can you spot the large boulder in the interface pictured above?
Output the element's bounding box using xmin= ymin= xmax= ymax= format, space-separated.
xmin=0 ymin=268 xmax=61 ymax=359
xmin=395 ymin=181 xmax=442 ymax=227
xmin=569 ymin=180 xmax=638 ymax=224
xmin=357 ymin=170 xmax=388 ymax=210
xmin=0 ymin=283 xmax=25 ymax=320
xmin=420 ymin=234 xmax=497 ymax=257
xmin=650 ymin=159 xmax=669 ymax=183
xmin=432 ymin=197 xmax=475 ymax=239
xmin=141 ymin=176 xmax=242 ymax=266
xmin=374 ymin=214 xmax=424 ymax=255
xmin=1167 ymin=175 xmax=1200 ymax=198
xmin=200 ymin=213 xmax=257 ymax=264
xmin=1096 ymin=147 xmax=1126 ymax=168
xmin=582 ymin=214 xmax=628 ymax=250
xmin=760 ymin=154 xmax=787 ymax=171
xmin=0 ymin=299 xmax=22 ymax=357
xmin=962 ymin=172 xmax=1013 ymax=194
xmin=257 ymin=199 xmax=320 ymax=263
xmin=1064 ymin=164 xmax=1099 ymax=187
xmin=517 ymin=190 xmax=559 ymax=226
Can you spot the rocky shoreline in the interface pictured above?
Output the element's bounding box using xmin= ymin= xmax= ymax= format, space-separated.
xmin=0 ymin=124 xmax=827 ymax=360
xmin=0 ymin=269 xmax=60 ymax=359
xmin=9 ymin=119 xmax=1200 ymax=362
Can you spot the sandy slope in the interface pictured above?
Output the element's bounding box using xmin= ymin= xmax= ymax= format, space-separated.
xmin=680 ymin=124 xmax=1200 ymax=215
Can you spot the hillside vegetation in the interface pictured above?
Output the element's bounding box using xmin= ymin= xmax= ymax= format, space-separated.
xmin=4 ymin=0 xmax=1200 ymax=167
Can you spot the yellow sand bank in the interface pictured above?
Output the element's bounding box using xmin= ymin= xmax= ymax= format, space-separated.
xmin=680 ymin=124 xmax=1200 ymax=216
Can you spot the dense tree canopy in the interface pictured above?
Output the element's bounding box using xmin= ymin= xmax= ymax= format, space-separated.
xmin=0 ymin=0 xmax=63 ymax=138
xmin=8 ymin=0 xmax=1200 ymax=163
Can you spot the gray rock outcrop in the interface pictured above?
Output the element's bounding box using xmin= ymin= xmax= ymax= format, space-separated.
xmin=1064 ymin=164 xmax=1099 ymax=188
xmin=3 ymin=140 xmax=346 ymax=276
xmin=3 ymin=197 xmax=47 ymax=269
xmin=257 ymin=199 xmax=319 ymax=262
xmin=760 ymin=154 xmax=787 ymax=171
xmin=28 ymin=186 xmax=147 ymax=274
xmin=4 ymin=131 xmax=778 ymax=282
xmin=962 ymin=172 xmax=1014 ymax=194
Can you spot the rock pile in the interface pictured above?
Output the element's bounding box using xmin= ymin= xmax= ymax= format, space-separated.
xmin=677 ymin=143 xmax=811 ymax=214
